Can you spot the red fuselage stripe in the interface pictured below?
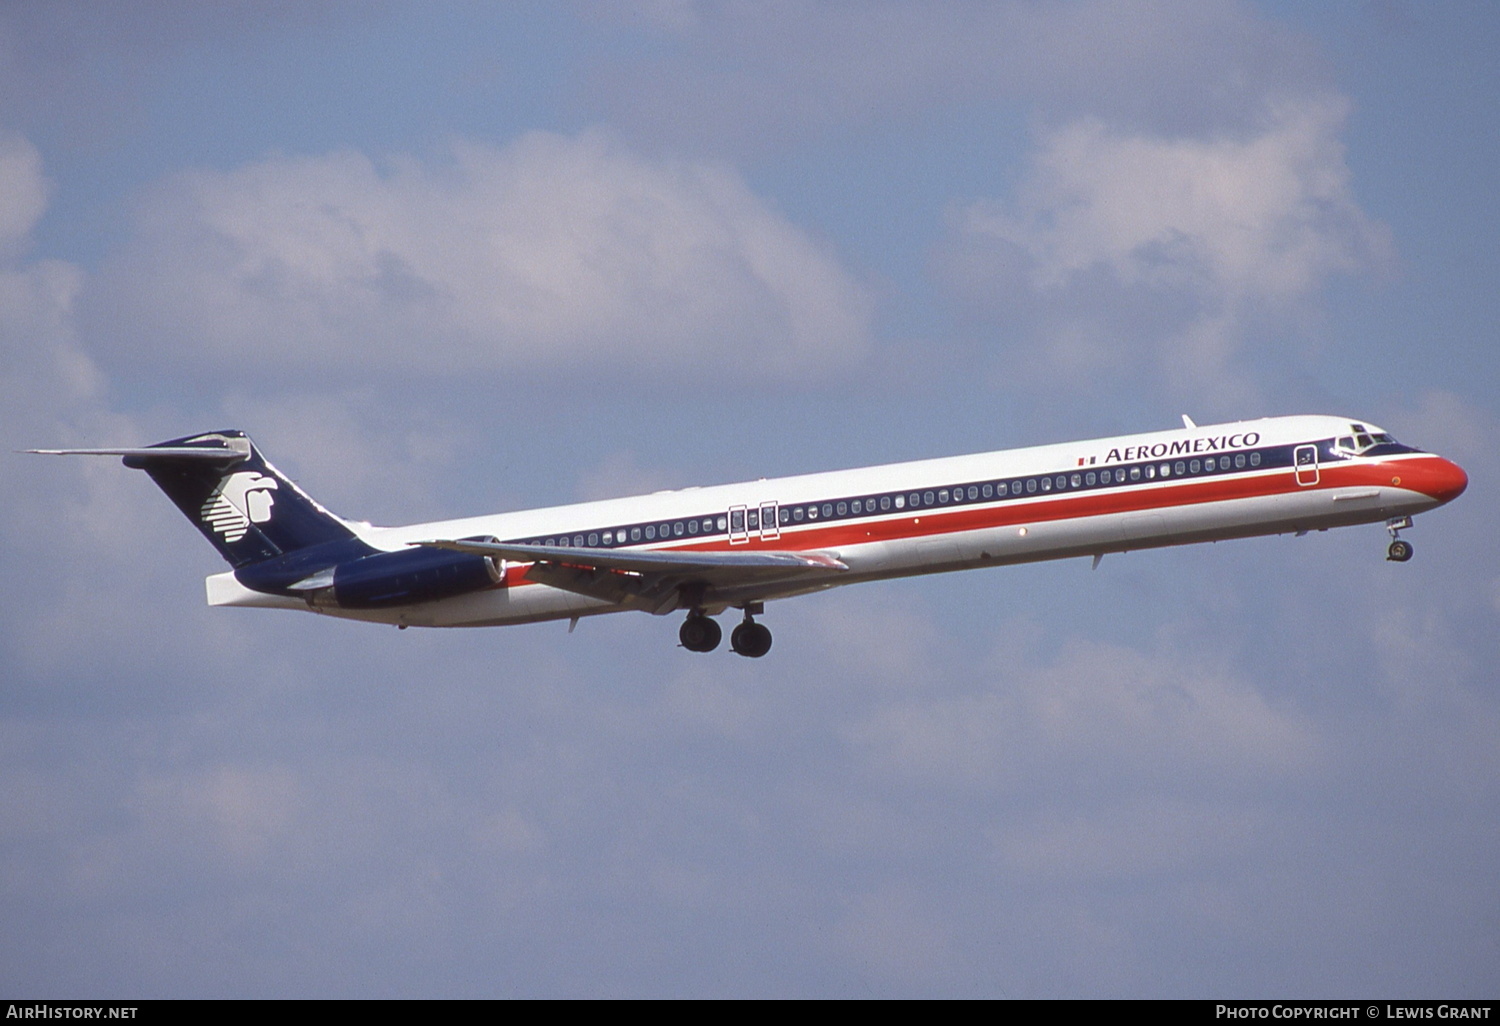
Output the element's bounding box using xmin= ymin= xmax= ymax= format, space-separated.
xmin=505 ymin=456 xmax=1437 ymax=587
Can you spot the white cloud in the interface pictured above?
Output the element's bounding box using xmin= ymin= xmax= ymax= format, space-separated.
xmin=0 ymin=133 xmax=50 ymax=254
xmin=963 ymin=97 xmax=1387 ymax=302
xmin=943 ymin=96 xmax=1390 ymax=401
xmin=846 ymin=636 xmax=1318 ymax=791
xmin=215 ymin=391 xmax=469 ymax=524
xmin=0 ymin=133 xmax=95 ymax=413
xmin=99 ymin=129 xmax=873 ymax=385
xmin=0 ymin=132 xmax=218 ymax=683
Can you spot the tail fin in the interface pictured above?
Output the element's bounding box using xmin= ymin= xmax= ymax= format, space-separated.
xmin=33 ymin=431 xmax=355 ymax=568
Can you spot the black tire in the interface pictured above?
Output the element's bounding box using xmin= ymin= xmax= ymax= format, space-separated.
xmin=1387 ymin=539 xmax=1413 ymax=563
xmin=680 ymin=615 xmax=722 ymax=652
xmin=730 ymin=622 xmax=772 ymax=658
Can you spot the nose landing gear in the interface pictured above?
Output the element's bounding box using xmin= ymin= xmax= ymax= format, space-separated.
xmin=1386 ymin=516 xmax=1414 ymax=562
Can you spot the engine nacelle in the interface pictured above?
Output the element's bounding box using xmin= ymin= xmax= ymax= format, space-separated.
xmin=325 ymin=546 xmax=503 ymax=609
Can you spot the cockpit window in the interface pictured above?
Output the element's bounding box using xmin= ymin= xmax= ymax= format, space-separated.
xmin=1335 ymin=427 xmax=1401 ymax=457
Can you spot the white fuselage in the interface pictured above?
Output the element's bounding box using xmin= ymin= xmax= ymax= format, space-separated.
xmin=207 ymin=414 xmax=1467 ymax=628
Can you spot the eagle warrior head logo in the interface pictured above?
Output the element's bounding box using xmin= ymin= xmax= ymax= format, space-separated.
xmin=200 ymin=471 xmax=279 ymax=543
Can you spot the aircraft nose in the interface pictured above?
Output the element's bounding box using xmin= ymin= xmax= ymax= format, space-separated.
xmin=1418 ymin=457 xmax=1469 ymax=504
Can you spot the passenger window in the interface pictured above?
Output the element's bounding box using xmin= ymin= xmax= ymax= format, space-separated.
xmin=923 ymin=492 xmax=934 ymax=506
xmin=747 ymin=510 xmax=759 ymax=529
xmin=1146 ymin=466 xmax=1155 ymax=479
xmin=780 ymin=508 xmax=791 ymax=524
xmin=588 ymin=533 xmax=598 ymax=546
xmin=1055 ymin=475 xmax=1066 ymax=489
xmin=982 ymin=484 xmax=993 ymax=499
xmin=967 ymin=485 xmax=978 ymax=500
xmin=1026 ymin=479 xmax=1037 ymax=494
xmin=1159 ymin=464 xmax=1169 ymax=477
xmin=1086 ymin=472 xmax=1096 ymax=486
xmin=881 ymin=496 xmax=891 ymax=510
xmin=997 ymin=482 xmax=1008 ymax=496
xmin=1070 ymin=474 xmax=1081 ymax=487
xmin=894 ymin=495 xmax=905 ymax=509
xmin=1235 ymin=454 xmax=1245 ymax=469
xmin=836 ymin=502 xmax=847 ymax=516
xmin=793 ymin=507 xmax=804 ymax=521
xmin=1040 ymin=478 xmax=1052 ymax=492
xmin=1130 ymin=467 xmax=1141 ymax=481
xmin=1174 ymin=462 xmax=1185 ymax=476
xmin=1250 ymin=453 xmax=1261 ymax=467
xmin=1190 ymin=459 xmax=1201 ymax=473
xmin=822 ymin=504 xmax=833 ymax=517
xmin=688 ymin=520 xmax=699 ymax=535
xmin=673 ymin=522 xmax=685 ymax=536
xmin=631 ymin=528 xmax=642 ymax=541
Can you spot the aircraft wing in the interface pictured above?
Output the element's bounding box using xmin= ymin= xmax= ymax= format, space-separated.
xmin=414 ymin=538 xmax=848 ymax=613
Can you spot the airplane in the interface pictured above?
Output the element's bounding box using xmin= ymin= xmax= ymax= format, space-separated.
xmin=30 ymin=414 xmax=1467 ymax=657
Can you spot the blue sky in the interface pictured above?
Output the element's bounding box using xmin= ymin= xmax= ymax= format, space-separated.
xmin=2 ymin=1 xmax=1496 ymax=997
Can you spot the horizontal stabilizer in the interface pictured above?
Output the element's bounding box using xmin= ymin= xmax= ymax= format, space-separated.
xmin=26 ymin=445 xmax=247 ymax=461
xmin=29 ymin=431 xmax=353 ymax=568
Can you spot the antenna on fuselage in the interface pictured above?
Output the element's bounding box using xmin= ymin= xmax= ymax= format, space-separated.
xmin=1181 ymin=414 xmax=1197 ymax=429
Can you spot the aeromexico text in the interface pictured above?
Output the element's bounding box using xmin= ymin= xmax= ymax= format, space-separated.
xmin=1104 ymin=432 xmax=1261 ymax=464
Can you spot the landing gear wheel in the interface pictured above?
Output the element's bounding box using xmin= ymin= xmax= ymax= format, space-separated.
xmin=679 ymin=615 xmax=722 ymax=653
xmin=730 ymin=621 xmax=772 ymax=658
xmin=1385 ymin=516 xmax=1414 ymax=563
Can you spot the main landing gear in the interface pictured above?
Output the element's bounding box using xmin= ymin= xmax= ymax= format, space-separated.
xmin=1386 ymin=516 xmax=1414 ymax=563
xmin=730 ymin=612 xmax=772 ymax=659
xmin=679 ymin=613 xmax=722 ymax=652
xmin=678 ymin=603 xmax=772 ymax=658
